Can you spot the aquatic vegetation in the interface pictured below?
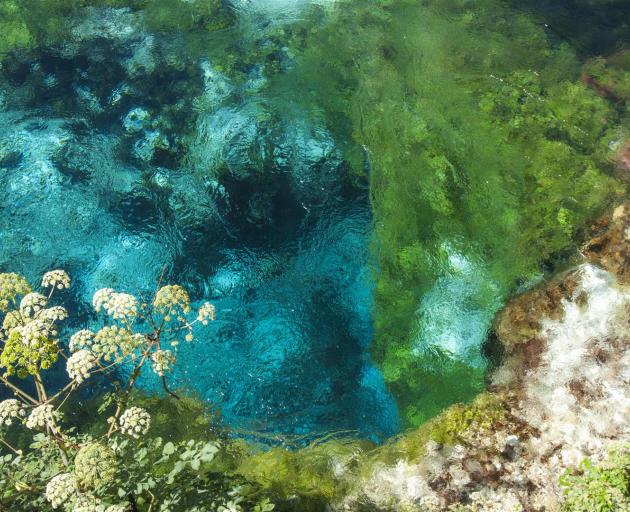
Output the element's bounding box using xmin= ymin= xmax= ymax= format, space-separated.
xmin=0 ymin=0 xmax=233 ymax=58
xmin=0 ymin=0 xmax=628 ymax=509
xmin=283 ymin=0 xmax=628 ymax=425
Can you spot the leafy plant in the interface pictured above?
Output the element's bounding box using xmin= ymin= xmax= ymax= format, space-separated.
xmin=560 ymin=444 xmax=630 ymax=512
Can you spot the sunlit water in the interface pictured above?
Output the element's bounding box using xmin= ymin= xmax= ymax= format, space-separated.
xmin=0 ymin=1 xmax=399 ymax=440
xmin=0 ymin=0 xmax=625 ymax=440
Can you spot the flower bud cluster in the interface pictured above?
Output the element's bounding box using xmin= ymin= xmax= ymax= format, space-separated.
xmin=0 ymin=272 xmax=31 ymax=312
xmin=0 ymin=399 xmax=25 ymax=427
xmin=93 ymin=288 xmax=115 ymax=313
xmin=19 ymin=319 xmax=56 ymax=347
xmin=74 ymin=442 xmax=116 ymax=488
xmin=119 ymin=407 xmax=151 ymax=438
xmin=41 ymin=270 xmax=71 ymax=290
xmin=151 ymin=349 xmax=175 ymax=376
xmin=19 ymin=293 xmax=48 ymax=318
xmin=67 ymin=350 xmax=96 ymax=383
xmin=154 ymin=285 xmax=191 ymax=315
xmin=69 ymin=330 xmax=96 ymax=353
xmin=197 ymin=302 xmax=215 ymax=325
xmin=45 ymin=473 xmax=77 ymax=508
xmin=26 ymin=404 xmax=61 ymax=430
xmin=1 ymin=321 xmax=59 ymax=377
xmin=1 ymin=310 xmax=22 ymax=337
xmin=93 ymin=326 xmax=144 ymax=361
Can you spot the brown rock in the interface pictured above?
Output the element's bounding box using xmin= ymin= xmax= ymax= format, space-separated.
xmin=583 ymin=204 xmax=630 ymax=283
xmin=493 ymin=270 xmax=580 ymax=349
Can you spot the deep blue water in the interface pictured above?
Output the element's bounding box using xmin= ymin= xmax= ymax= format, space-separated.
xmin=0 ymin=3 xmax=398 ymax=440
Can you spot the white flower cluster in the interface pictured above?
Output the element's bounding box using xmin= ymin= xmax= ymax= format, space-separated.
xmin=69 ymin=330 xmax=96 ymax=353
xmin=93 ymin=289 xmax=138 ymax=320
xmin=151 ymin=349 xmax=175 ymax=376
xmin=17 ymin=319 xmax=55 ymax=347
xmin=119 ymin=407 xmax=151 ymax=438
xmin=0 ymin=311 xmax=21 ymax=341
xmin=41 ymin=270 xmax=71 ymax=290
xmin=0 ymin=272 xmax=31 ymax=311
xmin=75 ymin=442 xmax=117 ymax=488
xmin=70 ymin=327 xmax=143 ymax=362
xmin=197 ymin=302 xmax=215 ymax=324
xmin=71 ymin=493 xmax=103 ymax=512
xmin=45 ymin=473 xmax=77 ymax=509
xmin=94 ymin=326 xmax=144 ymax=361
xmin=105 ymin=505 xmax=128 ymax=512
xmin=0 ymin=399 xmax=25 ymax=427
xmin=153 ymin=285 xmax=191 ymax=314
xmin=67 ymin=350 xmax=96 ymax=383
xmin=93 ymin=288 xmax=115 ymax=313
xmin=26 ymin=404 xmax=60 ymax=430
xmin=41 ymin=306 xmax=69 ymax=323
xmin=19 ymin=292 xmax=48 ymax=317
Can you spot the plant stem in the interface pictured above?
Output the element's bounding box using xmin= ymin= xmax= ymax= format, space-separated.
xmin=0 ymin=377 xmax=38 ymax=405
xmin=0 ymin=437 xmax=21 ymax=456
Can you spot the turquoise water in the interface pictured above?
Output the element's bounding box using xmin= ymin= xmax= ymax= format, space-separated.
xmin=0 ymin=1 xmax=398 ymax=439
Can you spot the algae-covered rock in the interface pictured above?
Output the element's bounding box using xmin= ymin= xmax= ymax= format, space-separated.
xmin=583 ymin=203 xmax=630 ymax=284
xmin=493 ymin=270 xmax=581 ymax=349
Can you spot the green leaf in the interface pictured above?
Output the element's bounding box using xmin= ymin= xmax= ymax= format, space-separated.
xmin=163 ymin=442 xmax=176 ymax=456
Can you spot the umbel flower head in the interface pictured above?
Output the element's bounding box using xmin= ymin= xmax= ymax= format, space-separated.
xmin=119 ymin=407 xmax=151 ymax=438
xmin=41 ymin=270 xmax=71 ymax=290
xmin=0 ymin=272 xmax=31 ymax=312
xmin=74 ymin=442 xmax=116 ymax=489
xmin=197 ymin=302 xmax=216 ymax=325
xmin=66 ymin=350 xmax=96 ymax=384
xmin=26 ymin=404 xmax=61 ymax=430
xmin=93 ymin=288 xmax=115 ymax=313
xmin=154 ymin=285 xmax=191 ymax=315
xmin=69 ymin=330 xmax=96 ymax=353
xmin=45 ymin=473 xmax=77 ymax=508
xmin=71 ymin=493 xmax=103 ymax=512
xmin=92 ymin=289 xmax=138 ymax=320
xmin=0 ymin=320 xmax=59 ymax=377
xmin=0 ymin=399 xmax=25 ymax=427
xmin=93 ymin=326 xmax=144 ymax=361
xmin=19 ymin=292 xmax=47 ymax=318
xmin=40 ymin=306 xmax=69 ymax=323
xmin=151 ymin=349 xmax=175 ymax=376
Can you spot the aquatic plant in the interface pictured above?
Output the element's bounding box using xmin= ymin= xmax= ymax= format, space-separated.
xmin=281 ymin=0 xmax=629 ymax=425
xmin=0 ymin=269 xmax=275 ymax=511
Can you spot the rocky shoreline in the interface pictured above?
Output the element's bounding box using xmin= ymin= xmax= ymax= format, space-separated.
xmin=340 ymin=205 xmax=630 ymax=511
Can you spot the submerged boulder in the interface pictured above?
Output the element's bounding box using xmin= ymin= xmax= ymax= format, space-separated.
xmin=583 ymin=203 xmax=630 ymax=284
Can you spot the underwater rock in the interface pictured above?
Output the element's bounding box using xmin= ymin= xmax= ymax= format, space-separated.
xmin=583 ymin=203 xmax=630 ymax=284
xmin=495 ymin=203 xmax=630 ymax=348
xmin=493 ymin=269 xmax=580 ymax=350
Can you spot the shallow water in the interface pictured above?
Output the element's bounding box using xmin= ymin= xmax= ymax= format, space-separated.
xmin=0 ymin=0 xmax=626 ymax=440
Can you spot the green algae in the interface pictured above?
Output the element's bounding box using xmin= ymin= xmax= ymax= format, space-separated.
xmin=277 ymin=0 xmax=628 ymax=427
xmin=0 ymin=0 xmax=233 ymax=58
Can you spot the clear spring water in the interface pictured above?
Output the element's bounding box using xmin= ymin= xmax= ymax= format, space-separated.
xmin=0 ymin=1 xmax=400 ymax=440
xmin=0 ymin=0 xmax=625 ymax=441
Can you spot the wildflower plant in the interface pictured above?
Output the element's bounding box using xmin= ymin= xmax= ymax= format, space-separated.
xmin=0 ymin=270 xmax=270 ymax=512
